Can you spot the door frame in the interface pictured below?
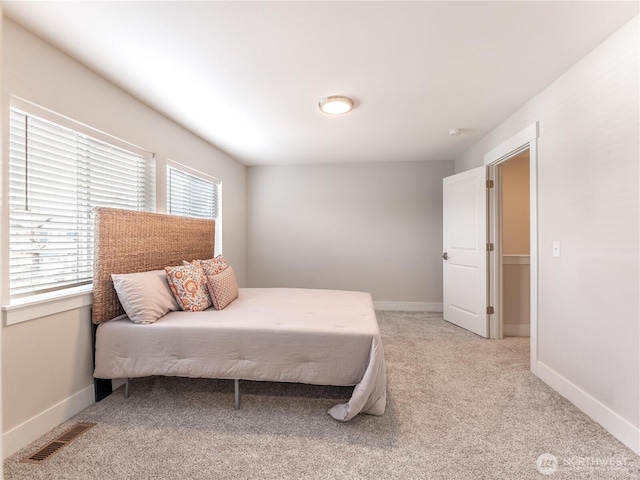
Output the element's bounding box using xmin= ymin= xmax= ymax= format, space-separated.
xmin=484 ymin=122 xmax=539 ymax=374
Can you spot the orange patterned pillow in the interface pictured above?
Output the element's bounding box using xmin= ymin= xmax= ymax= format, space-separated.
xmin=165 ymin=263 xmax=212 ymax=311
xmin=199 ymin=255 xmax=229 ymax=276
xmin=205 ymin=266 xmax=239 ymax=310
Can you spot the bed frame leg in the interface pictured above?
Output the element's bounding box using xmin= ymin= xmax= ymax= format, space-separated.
xmin=234 ymin=379 xmax=241 ymax=410
xmin=125 ymin=378 xmax=130 ymax=398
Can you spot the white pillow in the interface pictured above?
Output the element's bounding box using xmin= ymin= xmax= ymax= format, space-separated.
xmin=112 ymin=270 xmax=180 ymax=324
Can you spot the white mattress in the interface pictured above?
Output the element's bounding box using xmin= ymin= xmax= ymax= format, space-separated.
xmin=94 ymin=288 xmax=387 ymax=421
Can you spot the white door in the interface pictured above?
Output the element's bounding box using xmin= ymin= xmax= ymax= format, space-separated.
xmin=442 ymin=166 xmax=489 ymax=338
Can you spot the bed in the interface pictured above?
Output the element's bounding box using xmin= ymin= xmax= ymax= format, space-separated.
xmin=92 ymin=207 xmax=386 ymax=421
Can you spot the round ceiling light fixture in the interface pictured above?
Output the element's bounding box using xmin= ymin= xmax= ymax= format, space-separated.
xmin=319 ymin=95 xmax=354 ymax=115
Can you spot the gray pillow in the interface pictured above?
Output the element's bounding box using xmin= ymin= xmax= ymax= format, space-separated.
xmin=112 ymin=270 xmax=180 ymax=324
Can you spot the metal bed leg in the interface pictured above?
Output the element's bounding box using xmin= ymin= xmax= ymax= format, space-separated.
xmin=234 ymin=379 xmax=240 ymax=410
xmin=125 ymin=378 xmax=130 ymax=398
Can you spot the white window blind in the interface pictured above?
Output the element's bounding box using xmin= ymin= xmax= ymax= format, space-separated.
xmin=167 ymin=165 xmax=221 ymax=255
xmin=8 ymin=107 xmax=155 ymax=299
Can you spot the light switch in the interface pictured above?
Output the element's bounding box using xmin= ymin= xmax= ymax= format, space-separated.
xmin=552 ymin=241 xmax=561 ymax=257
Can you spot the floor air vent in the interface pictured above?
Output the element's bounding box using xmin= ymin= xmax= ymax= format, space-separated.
xmin=21 ymin=423 xmax=96 ymax=464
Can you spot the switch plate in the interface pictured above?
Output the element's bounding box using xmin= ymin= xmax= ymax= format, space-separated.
xmin=552 ymin=241 xmax=561 ymax=257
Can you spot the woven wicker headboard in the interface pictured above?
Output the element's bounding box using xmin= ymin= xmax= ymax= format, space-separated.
xmin=92 ymin=207 xmax=215 ymax=324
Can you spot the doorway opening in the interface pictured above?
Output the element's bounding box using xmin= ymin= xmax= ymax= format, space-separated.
xmin=495 ymin=150 xmax=531 ymax=338
xmin=442 ymin=122 xmax=538 ymax=370
xmin=485 ymin=121 xmax=539 ymax=373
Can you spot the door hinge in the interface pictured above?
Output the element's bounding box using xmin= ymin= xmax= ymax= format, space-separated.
xmin=487 ymin=243 xmax=494 ymax=252
xmin=487 ymin=306 xmax=495 ymax=315
xmin=486 ymin=179 xmax=494 ymax=188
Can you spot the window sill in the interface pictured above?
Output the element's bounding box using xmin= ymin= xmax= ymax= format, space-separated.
xmin=2 ymin=285 xmax=93 ymax=326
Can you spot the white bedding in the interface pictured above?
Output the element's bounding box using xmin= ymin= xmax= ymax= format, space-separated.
xmin=94 ymin=288 xmax=387 ymax=421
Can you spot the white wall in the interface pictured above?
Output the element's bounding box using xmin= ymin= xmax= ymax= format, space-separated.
xmin=456 ymin=17 xmax=639 ymax=453
xmin=0 ymin=3 xmax=4 ymax=474
xmin=1 ymin=19 xmax=247 ymax=457
xmin=247 ymin=160 xmax=454 ymax=310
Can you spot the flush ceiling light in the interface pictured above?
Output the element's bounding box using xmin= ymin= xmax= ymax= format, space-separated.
xmin=319 ymin=96 xmax=354 ymax=115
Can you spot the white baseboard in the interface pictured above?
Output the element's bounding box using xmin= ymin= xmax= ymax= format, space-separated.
xmin=503 ymin=324 xmax=530 ymax=337
xmin=537 ymin=361 xmax=639 ymax=455
xmin=374 ymin=301 xmax=443 ymax=312
xmin=3 ymin=385 xmax=95 ymax=459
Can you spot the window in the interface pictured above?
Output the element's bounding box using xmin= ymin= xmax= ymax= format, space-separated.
xmin=167 ymin=163 xmax=221 ymax=256
xmin=8 ymin=105 xmax=155 ymax=299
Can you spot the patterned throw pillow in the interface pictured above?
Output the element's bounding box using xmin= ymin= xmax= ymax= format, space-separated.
xmin=165 ymin=263 xmax=212 ymax=311
xmin=206 ymin=266 xmax=239 ymax=310
xmin=199 ymin=255 xmax=229 ymax=276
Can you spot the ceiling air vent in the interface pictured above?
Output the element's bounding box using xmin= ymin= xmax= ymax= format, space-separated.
xmin=21 ymin=423 xmax=96 ymax=464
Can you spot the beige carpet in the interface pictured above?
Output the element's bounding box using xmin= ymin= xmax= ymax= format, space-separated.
xmin=4 ymin=311 xmax=640 ymax=479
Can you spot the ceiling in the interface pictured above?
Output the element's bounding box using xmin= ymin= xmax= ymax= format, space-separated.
xmin=3 ymin=1 xmax=638 ymax=166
